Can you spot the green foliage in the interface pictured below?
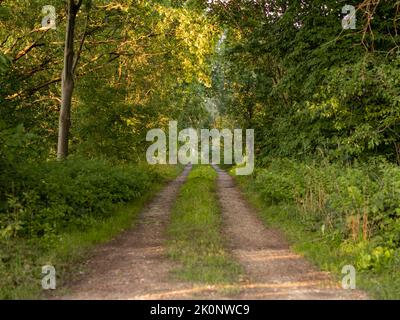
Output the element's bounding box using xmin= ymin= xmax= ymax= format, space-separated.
xmin=0 ymin=164 xmax=181 ymax=299
xmin=0 ymin=0 xmax=218 ymax=160
xmin=239 ymin=158 xmax=400 ymax=272
xmin=0 ymin=53 xmax=11 ymax=73
xmin=0 ymin=159 xmax=170 ymax=242
xmin=210 ymin=0 xmax=400 ymax=162
xmin=2 ymin=0 xmax=400 ymax=300
xmin=0 ymin=0 xmax=217 ymax=299
xmin=215 ymin=1 xmax=400 ymax=297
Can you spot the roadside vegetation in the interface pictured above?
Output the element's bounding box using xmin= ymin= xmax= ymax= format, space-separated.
xmin=0 ymin=162 xmax=181 ymax=299
xmin=232 ymin=159 xmax=400 ymax=299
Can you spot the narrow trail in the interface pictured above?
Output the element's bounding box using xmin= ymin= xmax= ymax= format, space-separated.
xmin=213 ymin=165 xmax=368 ymax=300
xmin=58 ymin=164 xmax=368 ymax=300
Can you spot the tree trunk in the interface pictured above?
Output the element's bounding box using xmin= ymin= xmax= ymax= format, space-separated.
xmin=57 ymin=0 xmax=81 ymax=160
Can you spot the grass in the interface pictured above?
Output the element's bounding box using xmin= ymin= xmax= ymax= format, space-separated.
xmin=0 ymin=165 xmax=182 ymax=299
xmin=167 ymin=165 xmax=242 ymax=284
xmin=232 ymin=170 xmax=400 ymax=300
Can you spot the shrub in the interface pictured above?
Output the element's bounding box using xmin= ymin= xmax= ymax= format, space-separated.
xmin=250 ymin=158 xmax=400 ymax=270
xmin=0 ymin=158 xmax=169 ymax=240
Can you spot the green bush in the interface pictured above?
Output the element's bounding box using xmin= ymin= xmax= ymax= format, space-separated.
xmin=0 ymin=158 xmax=169 ymax=241
xmin=249 ymin=158 xmax=400 ymax=271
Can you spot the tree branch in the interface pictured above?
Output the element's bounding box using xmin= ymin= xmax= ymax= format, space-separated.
xmin=72 ymin=5 xmax=91 ymax=73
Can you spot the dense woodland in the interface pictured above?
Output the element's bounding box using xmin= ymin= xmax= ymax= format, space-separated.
xmin=1 ymin=0 xmax=399 ymax=298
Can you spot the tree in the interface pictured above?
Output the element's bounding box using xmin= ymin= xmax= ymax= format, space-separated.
xmin=209 ymin=0 xmax=400 ymax=163
xmin=58 ymin=0 xmax=89 ymax=160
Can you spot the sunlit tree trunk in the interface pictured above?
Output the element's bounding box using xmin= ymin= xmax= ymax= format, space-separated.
xmin=57 ymin=0 xmax=82 ymax=160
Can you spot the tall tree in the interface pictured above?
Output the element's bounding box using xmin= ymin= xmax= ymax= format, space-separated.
xmin=58 ymin=0 xmax=87 ymax=159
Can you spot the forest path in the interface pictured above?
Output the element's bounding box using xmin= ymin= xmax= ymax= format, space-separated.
xmin=58 ymin=165 xmax=367 ymax=300
xmin=213 ymin=165 xmax=368 ymax=299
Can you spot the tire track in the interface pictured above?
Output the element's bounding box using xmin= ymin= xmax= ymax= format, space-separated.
xmin=59 ymin=166 xmax=194 ymax=300
xmin=213 ymin=165 xmax=368 ymax=300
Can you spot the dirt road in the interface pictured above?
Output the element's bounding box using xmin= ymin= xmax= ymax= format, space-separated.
xmin=58 ymin=165 xmax=367 ymax=300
